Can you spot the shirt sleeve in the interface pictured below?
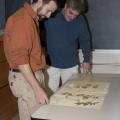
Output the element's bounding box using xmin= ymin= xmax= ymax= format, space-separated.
xmin=78 ymin=16 xmax=91 ymax=63
xmin=44 ymin=20 xmax=48 ymax=29
xmin=9 ymin=17 xmax=31 ymax=67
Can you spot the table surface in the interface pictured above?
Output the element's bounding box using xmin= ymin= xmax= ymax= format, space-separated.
xmin=31 ymin=74 xmax=120 ymax=120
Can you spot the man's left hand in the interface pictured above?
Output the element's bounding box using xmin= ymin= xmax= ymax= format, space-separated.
xmin=81 ymin=62 xmax=91 ymax=73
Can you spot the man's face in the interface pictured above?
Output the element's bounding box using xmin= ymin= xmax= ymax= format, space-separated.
xmin=63 ymin=6 xmax=80 ymax=22
xmin=37 ymin=1 xmax=57 ymax=19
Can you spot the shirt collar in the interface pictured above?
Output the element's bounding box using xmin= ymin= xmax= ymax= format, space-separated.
xmin=24 ymin=3 xmax=39 ymax=22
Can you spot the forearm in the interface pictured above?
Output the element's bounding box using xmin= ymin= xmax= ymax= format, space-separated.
xmin=81 ymin=37 xmax=91 ymax=63
xmin=18 ymin=64 xmax=40 ymax=91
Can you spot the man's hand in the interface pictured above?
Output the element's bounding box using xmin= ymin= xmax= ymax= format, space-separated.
xmin=81 ymin=62 xmax=91 ymax=73
xmin=34 ymin=85 xmax=48 ymax=104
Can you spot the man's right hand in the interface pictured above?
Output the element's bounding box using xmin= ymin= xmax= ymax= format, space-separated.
xmin=34 ymin=85 xmax=48 ymax=104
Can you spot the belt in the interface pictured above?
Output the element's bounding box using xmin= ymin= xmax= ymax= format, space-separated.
xmin=10 ymin=69 xmax=41 ymax=73
xmin=10 ymin=69 xmax=20 ymax=72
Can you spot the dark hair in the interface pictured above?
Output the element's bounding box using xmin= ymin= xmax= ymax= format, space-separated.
xmin=65 ymin=0 xmax=87 ymax=13
xmin=32 ymin=0 xmax=56 ymax=4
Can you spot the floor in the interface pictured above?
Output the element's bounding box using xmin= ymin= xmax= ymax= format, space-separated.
xmin=0 ymin=84 xmax=18 ymax=120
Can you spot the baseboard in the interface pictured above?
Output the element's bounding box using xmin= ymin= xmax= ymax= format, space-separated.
xmin=79 ymin=49 xmax=120 ymax=74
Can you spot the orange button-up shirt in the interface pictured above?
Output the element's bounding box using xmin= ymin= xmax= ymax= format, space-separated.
xmin=4 ymin=3 xmax=46 ymax=71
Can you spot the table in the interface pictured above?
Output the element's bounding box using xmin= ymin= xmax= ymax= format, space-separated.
xmin=31 ymin=74 xmax=120 ymax=120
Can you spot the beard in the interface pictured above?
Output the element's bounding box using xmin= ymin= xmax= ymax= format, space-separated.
xmin=37 ymin=6 xmax=46 ymax=20
xmin=38 ymin=14 xmax=46 ymax=20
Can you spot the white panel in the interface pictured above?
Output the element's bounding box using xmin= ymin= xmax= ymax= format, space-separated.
xmin=79 ymin=49 xmax=120 ymax=74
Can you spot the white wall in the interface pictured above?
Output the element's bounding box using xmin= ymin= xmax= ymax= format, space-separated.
xmin=79 ymin=50 xmax=120 ymax=74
